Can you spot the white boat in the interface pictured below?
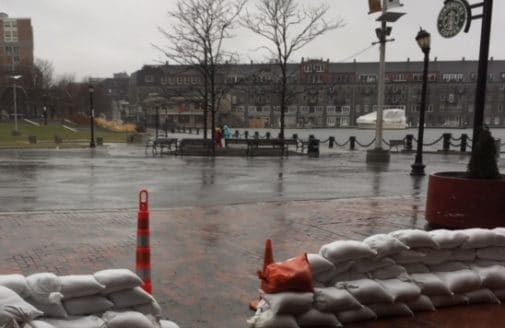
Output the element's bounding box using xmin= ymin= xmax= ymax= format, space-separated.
xmin=356 ymin=108 xmax=408 ymax=130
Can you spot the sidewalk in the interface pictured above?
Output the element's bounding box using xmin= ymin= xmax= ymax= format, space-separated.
xmin=1 ymin=196 xmax=504 ymax=327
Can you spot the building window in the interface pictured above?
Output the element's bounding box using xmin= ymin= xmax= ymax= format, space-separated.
xmin=442 ymin=73 xmax=464 ymax=82
xmin=428 ymin=73 xmax=437 ymax=81
xmin=427 ymin=104 xmax=433 ymax=112
xmin=300 ymin=106 xmax=309 ymax=113
xmin=499 ymin=104 xmax=504 ymax=112
xmin=341 ymin=106 xmax=350 ymax=114
xmin=304 ymin=65 xmax=312 ymax=72
xmin=326 ymin=106 xmax=336 ymax=113
xmin=144 ymin=75 xmax=154 ymax=83
xmin=160 ymin=76 xmax=168 ymax=85
xmin=392 ymin=73 xmax=407 ymax=82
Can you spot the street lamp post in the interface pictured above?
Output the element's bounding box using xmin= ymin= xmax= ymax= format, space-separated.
xmin=10 ymin=75 xmax=22 ymax=134
xmin=88 ymin=85 xmax=96 ymax=148
xmin=43 ymin=94 xmax=48 ymax=126
xmin=411 ymin=28 xmax=431 ymax=176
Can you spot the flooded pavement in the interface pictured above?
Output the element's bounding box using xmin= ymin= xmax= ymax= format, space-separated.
xmin=1 ymin=144 xmax=505 ymax=327
xmin=0 ymin=143 xmax=494 ymax=212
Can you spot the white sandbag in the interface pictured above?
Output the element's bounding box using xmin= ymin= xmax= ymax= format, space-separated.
xmin=332 ymin=271 xmax=368 ymax=283
xmin=406 ymin=295 xmax=436 ymax=312
xmin=429 ymin=261 xmax=469 ymax=272
xmin=492 ymin=289 xmax=505 ymax=301
xmin=377 ymin=279 xmax=421 ymax=302
xmin=63 ymin=295 xmax=114 ymax=316
xmin=403 ymin=264 xmax=430 ymax=274
xmin=430 ymin=294 xmax=468 ymax=308
xmin=313 ymin=287 xmax=362 ymax=313
xmin=337 ymin=279 xmax=394 ymax=304
xmin=296 ymin=309 xmax=342 ymax=327
xmin=451 ymin=249 xmax=476 ymax=262
xmin=363 ymin=234 xmax=409 ymax=258
xmin=0 ymin=286 xmax=43 ymax=324
xmin=390 ymin=250 xmax=426 ymax=265
xmin=320 ymin=241 xmax=377 ymax=264
xmin=336 ymin=306 xmax=377 ymax=324
xmin=464 ymin=288 xmax=501 ymax=304
xmin=23 ymin=320 xmax=56 ymax=328
xmin=410 ymin=273 xmax=453 ymax=296
xmin=42 ymin=316 xmax=105 ymax=328
xmin=389 ymin=230 xmax=439 ymax=249
xmin=103 ymin=311 xmax=156 ymax=328
xmin=247 ymin=309 xmax=299 ymax=328
xmin=462 ymin=228 xmax=505 ymax=249
xmin=416 ymin=248 xmax=453 ymax=265
xmin=0 ymin=275 xmax=29 ymax=298
xmin=307 ymin=254 xmax=351 ymax=284
xmin=60 ymin=275 xmax=105 ymax=299
xmin=368 ymin=302 xmax=413 ymax=317
xmin=159 ymin=320 xmax=180 ymax=328
xmin=26 ymin=273 xmax=62 ymax=305
xmin=429 ymin=229 xmax=468 ymax=249
xmin=108 ymin=286 xmax=155 ymax=308
xmin=352 ymin=258 xmax=395 ymax=273
xmin=133 ymin=300 xmax=162 ymax=318
xmin=476 ymin=247 xmax=505 ymax=261
xmin=94 ymin=269 xmax=142 ymax=294
xmin=261 ymin=292 xmax=313 ymax=315
xmin=471 ymin=264 xmax=505 ymax=289
xmin=370 ymin=265 xmax=409 ymax=280
xmin=435 ymin=270 xmax=482 ymax=294
xmin=26 ymin=297 xmax=68 ymax=318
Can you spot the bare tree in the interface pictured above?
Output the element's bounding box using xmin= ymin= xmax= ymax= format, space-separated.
xmin=33 ymin=58 xmax=54 ymax=90
xmin=156 ymin=0 xmax=246 ymax=150
xmin=243 ymin=0 xmax=343 ymax=139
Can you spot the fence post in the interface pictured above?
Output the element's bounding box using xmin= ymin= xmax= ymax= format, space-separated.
xmin=244 ymin=131 xmax=249 ymax=139
xmin=460 ymin=134 xmax=468 ymax=152
xmin=235 ymin=130 xmax=239 ymax=138
xmin=266 ymin=132 xmax=271 ymax=139
xmin=254 ymin=131 xmax=259 ymax=139
xmin=350 ymin=136 xmax=356 ymax=151
xmin=405 ymin=134 xmax=413 ymax=151
xmin=329 ymin=136 xmax=335 ymax=148
xmin=442 ymin=133 xmax=452 ymax=152
xmin=292 ymin=133 xmax=298 ymax=140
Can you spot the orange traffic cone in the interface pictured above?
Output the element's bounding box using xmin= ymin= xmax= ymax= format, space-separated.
xmin=136 ymin=189 xmax=152 ymax=294
xmin=249 ymin=239 xmax=274 ymax=311
xmin=262 ymin=239 xmax=274 ymax=272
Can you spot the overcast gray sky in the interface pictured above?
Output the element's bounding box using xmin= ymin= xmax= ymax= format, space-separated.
xmin=2 ymin=0 xmax=504 ymax=80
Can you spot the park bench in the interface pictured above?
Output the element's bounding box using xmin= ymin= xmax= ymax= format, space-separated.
xmin=225 ymin=138 xmax=250 ymax=147
xmin=145 ymin=137 xmax=178 ymax=156
xmin=389 ymin=139 xmax=405 ymax=152
xmin=178 ymin=138 xmax=213 ymax=155
xmin=246 ymin=139 xmax=297 ymax=156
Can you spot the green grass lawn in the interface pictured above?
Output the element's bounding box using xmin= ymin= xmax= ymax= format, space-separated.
xmin=0 ymin=121 xmax=135 ymax=148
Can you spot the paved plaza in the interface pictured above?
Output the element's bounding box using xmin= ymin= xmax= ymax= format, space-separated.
xmin=1 ymin=145 xmax=505 ymax=327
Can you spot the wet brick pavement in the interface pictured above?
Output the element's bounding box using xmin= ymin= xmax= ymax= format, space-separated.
xmin=1 ymin=196 xmax=505 ymax=327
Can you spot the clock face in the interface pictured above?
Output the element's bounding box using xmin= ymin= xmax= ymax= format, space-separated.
xmin=437 ymin=0 xmax=468 ymax=38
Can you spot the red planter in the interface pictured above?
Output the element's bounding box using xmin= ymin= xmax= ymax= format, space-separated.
xmin=426 ymin=172 xmax=505 ymax=228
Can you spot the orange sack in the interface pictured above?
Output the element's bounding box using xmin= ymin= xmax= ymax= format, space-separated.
xmin=258 ymin=253 xmax=314 ymax=294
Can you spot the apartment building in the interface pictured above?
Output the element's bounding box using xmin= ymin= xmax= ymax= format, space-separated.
xmin=130 ymin=57 xmax=505 ymax=128
xmin=0 ymin=12 xmax=33 ymax=74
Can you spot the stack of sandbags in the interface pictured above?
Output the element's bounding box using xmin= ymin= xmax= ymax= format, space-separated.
xmin=0 ymin=269 xmax=180 ymax=328
xmin=248 ymin=228 xmax=505 ymax=327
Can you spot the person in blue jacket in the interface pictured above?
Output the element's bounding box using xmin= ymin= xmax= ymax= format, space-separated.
xmin=223 ymin=125 xmax=232 ymax=147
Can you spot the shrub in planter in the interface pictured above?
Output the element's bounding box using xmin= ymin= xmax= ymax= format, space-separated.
xmin=467 ymin=127 xmax=500 ymax=179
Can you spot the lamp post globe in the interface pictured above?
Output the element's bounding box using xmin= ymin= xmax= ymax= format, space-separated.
xmin=411 ymin=28 xmax=431 ymax=176
xmin=88 ymin=85 xmax=96 ymax=148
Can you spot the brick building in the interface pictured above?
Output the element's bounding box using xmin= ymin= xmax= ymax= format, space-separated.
xmin=0 ymin=12 xmax=33 ymax=75
xmin=129 ymin=58 xmax=505 ymax=129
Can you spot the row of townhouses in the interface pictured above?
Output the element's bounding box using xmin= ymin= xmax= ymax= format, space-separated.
xmin=122 ymin=57 xmax=505 ymax=129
